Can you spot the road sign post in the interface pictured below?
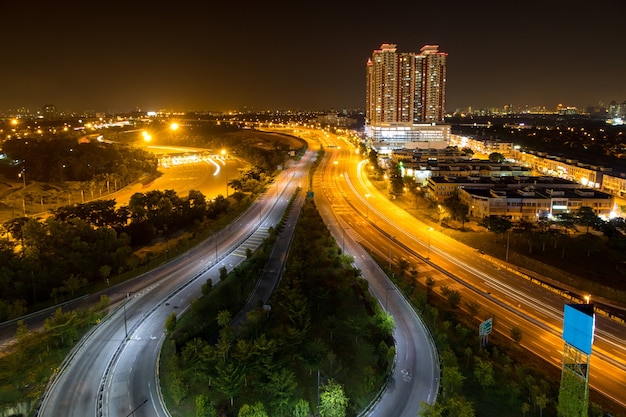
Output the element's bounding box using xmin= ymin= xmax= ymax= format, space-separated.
xmin=479 ymin=317 xmax=493 ymax=347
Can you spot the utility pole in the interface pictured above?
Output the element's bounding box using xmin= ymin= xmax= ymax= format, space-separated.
xmin=506 ymin=230 xmax=510 ymax=262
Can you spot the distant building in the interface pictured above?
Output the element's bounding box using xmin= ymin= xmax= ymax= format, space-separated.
xmin=365 ymin=43 xmax=449 ymax=153
xmin=314 ymin=112 xmax=358 ymax=128
xmin=42 ymin=104 xmax=58 ymax=120
xmin=512 ymin=149 xmax=609 ymax=189
xmin=450 ymin=134 xmax=514 ymax=156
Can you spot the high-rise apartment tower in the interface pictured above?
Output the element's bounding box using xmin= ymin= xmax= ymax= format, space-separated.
xmin=365 ymin=43 xmax=449 ymax=152
xmin=366 ymin=44 xmax=447 ymax=124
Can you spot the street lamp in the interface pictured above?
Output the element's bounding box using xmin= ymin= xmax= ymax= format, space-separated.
xmin=506 ymin=229 xmax=511 ymax=262
xmin=584 ymin=295 xmax=591 ymax=304
xmin=19 ymin=169 xmax=26 ymax=188
xmin=123 ymin=297 xmax=128 ymax=339
xmin=18 ymin=169 xmax=26 ymax=216
xmin=388 ymin=236 xmax=395 ymax=272
xmin=221 ymin=149 xmax=229 ymax=197
xmin=427 ymin=227 xmax=433 ymax=259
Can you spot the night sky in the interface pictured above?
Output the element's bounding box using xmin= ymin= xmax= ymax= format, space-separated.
xmin=3 ymin=1 xmax=625 ymax=114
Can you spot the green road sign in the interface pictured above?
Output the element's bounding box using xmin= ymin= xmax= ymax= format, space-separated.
xmin=479 ymin=317 xmax=493 ymax=336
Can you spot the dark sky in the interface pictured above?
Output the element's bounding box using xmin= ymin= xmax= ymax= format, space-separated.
xmin=3 ymin=1 xmax=625 ymax=114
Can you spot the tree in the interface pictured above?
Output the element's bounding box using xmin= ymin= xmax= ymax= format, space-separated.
xmin=213 ymin=360 xmax=246 ymax=406
xmin=440 ymin=285 xmax=461 ymax=309
xmin=488 ymin=152 xmax=505 ymax=163
xmin=575 ymin=206 xmax=602 ymax=234
xmin=511 ymin=326 xmax=523 ymax=344
xmin=398 ymin=258 xmax=410 ymax=276
xmin=263 ymin=367 xmax=297 ymax=416
xmin=170 ymin=373 xmax=188 ymax=406
xmin=217 ymin=310 xmax=232 ymax=328
xmin=479 ymin=216 xmax=512 ymax=240
xmin=318 ymin=379 xmax=348 ymax=417
xmin=238 ymin=402 xmax=268 ymax=417
xmin=418 ymin=400 xmax=445 ymax=417
xmin=473 ymin=357 xmax=495 ymax=391
xmin=99 ymin=264 xmax=112 ymax=285
xmin=442 ymin=366 xmax=465 ymax=398
xmin=425 ymin=275 xmax=436 ymax=303
xmin=443 ymin=193 xmax=469 ymax=229
xmin=466 ymin=300 xmax=480 ymax=318
xmin=62 ymin=274 xmax=87 ymax=297
xmin=521 ymin=401 xmax=530 ymax=417
xmin=165 ymin=312 xmax=177 ymax=334
xmin=293 ymin=399 xmax=310 ymax=417
xmin=375 ymin=310 xmax=395 ymax=337
xmin=219 ymin=266 xmax=228 ymax=282
xmin=387 ymin=162 xmax=405 ymax=197
xmin=536 ymin=393 xmax=549 ymax=417
xmin=514 ymin=220 xmax=537 ymax=253
xmin=446 ymin=395 xmax=476 ymax=417
xmin=589 ymin=402 xmax=604 ymax=417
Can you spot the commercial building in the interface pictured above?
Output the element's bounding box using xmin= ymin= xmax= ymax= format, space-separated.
xmin=365 ymin=43 xmax=450 ymax=153
xmin=425 ymin=175 xmax=614 ymax=221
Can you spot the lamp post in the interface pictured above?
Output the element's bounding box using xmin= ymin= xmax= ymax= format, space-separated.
xmin=388 ymin=236 xmax=395 ymax=273
xmin=437 ymin=204 xmax=445 ymax=231
xmin=19 ymin=169 xmax=26 ymax=216
xmin=221 ymin=149 xmax=229 ymax=197
xmin=506 ymin=229 xmax=510 ymax=262
xmin=123 ymin=297 xmax=128 ymax=339
xmin=427 ymin=227 xmax=433 ymax=260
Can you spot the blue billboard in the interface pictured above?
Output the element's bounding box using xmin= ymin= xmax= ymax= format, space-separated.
xmin=562 ymin=304 xmax=595 ymax=355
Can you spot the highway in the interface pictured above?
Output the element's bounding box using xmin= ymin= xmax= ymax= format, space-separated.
xmin=36 ymin=148 xmax=313 ymax=416
xmin=34 ymin=134 xmax=442 ymax=417
xmin=296 ymin=126 xmax=626 ymax=411
xmin=35 ymin=120 xmax=626 ymax=415
xmin=308 ymin=132 xmax=440 ymax=415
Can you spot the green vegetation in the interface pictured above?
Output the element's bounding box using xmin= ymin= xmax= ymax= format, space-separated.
xmin=0 ymin=296 xmax=110 ymax=411
xmin=366 ymin=173 xmax=625 ymax=416
xmin=0 ymin=125 xmax=307 ymax=321
xmin=0 ymin=125 xmax=308 ymax=415
xmin=161 ymin=198 xmax=394 ymax=417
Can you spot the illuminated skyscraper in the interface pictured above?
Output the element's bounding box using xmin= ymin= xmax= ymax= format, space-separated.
xmin=366 ymin=43 xmax=447 ymax=125
xmin=365 ymin=43 xmax=449 ymax=152
xmin=418 ymin=45 xmax=447 ymax=123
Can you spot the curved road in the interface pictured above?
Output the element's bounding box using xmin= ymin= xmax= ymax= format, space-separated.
xmin=36 ymin=135 xmax=441 ymax=417
xmin=303 ymin=127 xmax=626 ymax=411
xmin=309 ymin=133 xmax=440 ymax=416
xmin=37 ymin=149 xmax=310 ymax=416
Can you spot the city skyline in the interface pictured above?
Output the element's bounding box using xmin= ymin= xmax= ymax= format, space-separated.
xmin=2 ymin=1 xmax=625 ymax=114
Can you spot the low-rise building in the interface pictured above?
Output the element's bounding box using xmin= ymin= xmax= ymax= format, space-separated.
xmin=460 ymin=187 xmax=614 ymax=221
xmin=425 ymin=175 xmax=614 ymax=221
